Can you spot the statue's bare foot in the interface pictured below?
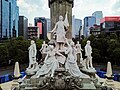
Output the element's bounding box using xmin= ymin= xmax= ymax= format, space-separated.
xmin=50 ymin=74 xmax=54 ymax=77
xmin=31 ymin=75 xmax=39 ymax=78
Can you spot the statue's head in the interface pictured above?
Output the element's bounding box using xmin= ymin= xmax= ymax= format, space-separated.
xmin=59 ymin=15 xmax=63 ymax=21
xmin=49 ymin=45 xmax=54 ymax=50
xmin=77 ymin=41 xmax=79 ymax=44
xmin=48 ymin=42 xmax=55 ymax=50
xmin=70 ymin=41 xmax=75 ymax=47
xmin=43 ymin=41 xmax=46 ymax=44
xmin=87 ymin=40 xmax=90 ymax=45
xmin=31 ymin=40 xmax=35 ymax=45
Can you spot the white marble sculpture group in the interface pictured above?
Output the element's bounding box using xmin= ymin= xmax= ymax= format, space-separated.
xmin=26 ymin=13 xmax=95 ymax=78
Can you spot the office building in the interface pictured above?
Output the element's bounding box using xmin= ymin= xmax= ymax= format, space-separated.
xmin=28 ymin=26 xmax=40 ymax=40
xmin=18 ymin=16 xmax=28 ymax=39
xmin=90 ymin=24 xmax=100 ymax=35
xmin=1 ymin=0 xmax=9 ymax=39
xmin=0 ymin=1 xmax=1 ymax=39
xmin=92 ymin=11 xmax=103 ymax=25
xmin=83 ymin=16 xmax=96 ymax=38
xmin=34 ymin=17 xmax=47 ymax=40
xmin=0 ymin=0 xmax=19 ymax=40
xmin=100 ymin=16 xmax=120 ymax=34
xmin=72 ymin=15 xmax=82 ymax=38
xmin=46 ymin=18 xmax=51 ymax=32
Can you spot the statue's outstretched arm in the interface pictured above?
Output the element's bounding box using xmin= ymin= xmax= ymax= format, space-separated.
xmin=44 ymin=54 xmax=49 ymax=62
xmin=56 ymin=51 xmax=65 ymax=57
xmin=65 ymin=39 xmax=71 ymax=54
xmin=33 ymin=44 xmax=37 ymax=57
xmin=39 ymin=44 xmax=43 ymax=52
xmin=51 ymin=23 xmax=57 ymax=32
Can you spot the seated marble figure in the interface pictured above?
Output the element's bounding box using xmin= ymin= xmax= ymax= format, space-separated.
xmin=32 ymin=44 xmax=66 ymax=78
xmin=64 ymin=39 xmax=89 ymax=78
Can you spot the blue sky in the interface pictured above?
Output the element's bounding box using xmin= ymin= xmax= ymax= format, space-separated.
xmin=17 ymin=0 xmax=120 ymax=25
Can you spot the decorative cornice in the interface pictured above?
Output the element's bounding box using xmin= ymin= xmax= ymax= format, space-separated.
xmin=48 ymin=0 xmax=74 ymax=8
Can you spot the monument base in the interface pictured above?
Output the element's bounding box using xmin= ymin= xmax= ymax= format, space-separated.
xmin=19 ymin=68 xmax=101 ymax=90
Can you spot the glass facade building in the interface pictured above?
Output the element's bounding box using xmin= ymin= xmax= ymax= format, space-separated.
xmin=1 ymin=0 xmax=9 ymax=38
xmin=0 ymin=0 xmax=1 ymax=39
xmin=92 ymin=11 xmax=103 ymax=25
xmin=18 ymin=16 xmax=28 ymax=39
xmin=83 ymin=16 xmax=96 ymax=38
xmin=0 ymin=0 xmax=19 ymax=39
xmin=46 ymin=18 xmax=51 ymax=33
xmin=72 ymin=15 xmax=82 ymax=38
xmin=34 ymin=17 xmax=47 ymax=40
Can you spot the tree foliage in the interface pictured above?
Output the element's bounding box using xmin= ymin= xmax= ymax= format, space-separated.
xmin=84 ymin=33 xmax=120 ymax=65
xmin=0 ymin=37 xmax=43 ymax=67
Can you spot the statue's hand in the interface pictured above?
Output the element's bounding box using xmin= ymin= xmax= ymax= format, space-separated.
xmin=66 ymin=11 xmax=68 ymax=14
xmin=39 ymin=49 xmax=42 ymax=52
xmin=28 ymin=47 xmax=30 ymax=50
xmin=49 ymin=31 xmax=53 ymax=33
xmin=64 ymin=38 xmax=67 ymax=42
xmin=50 ymin=30 xmax=54 ymax=33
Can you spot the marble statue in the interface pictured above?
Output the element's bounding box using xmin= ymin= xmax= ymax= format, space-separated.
xmin=75 ymin=41 xmax=83 ymax=65
xmin=40 ymin=41 xmax=48 ymax=53
xmin=85 ymin=40 xmax=93 ymax=69
xmin=26 ymin=40 xmax=39 ymax=74
xmin=65 ymin=39 xmax=89 ymax=78
xmin=72 ymin=42 xmax=77 ymax=61
xmin=32 ymin=44 xmax=66 ymax=78
xmin=51 ymin=12 xmax=69 ymax=50
xmin=40 ymin=41 xmax=48 ymax=62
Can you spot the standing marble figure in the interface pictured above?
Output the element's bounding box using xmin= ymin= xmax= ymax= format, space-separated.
xmin=85 ymin=40 xmax=93 ymax=69
xmin=27 ymin=40 xmax=37 ymax=69
xmin=32 ymin=44 xmax=65 ymax=78
xmin=65 ymin=39 xmax=89 ymax=78
xmin=76 ymin=41 xmax=83 ymax=65
xmin=51 ymin=12 xmax=69 ymax=50
xmin=40 ymin=41 xmax=48 ymax=62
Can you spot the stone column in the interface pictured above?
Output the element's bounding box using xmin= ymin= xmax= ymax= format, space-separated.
xmin=48 ymin=0 xmax=74 ymax=39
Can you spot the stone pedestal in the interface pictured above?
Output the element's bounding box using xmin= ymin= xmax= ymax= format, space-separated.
xmin=105 ymin=79 xmax=114 ymax=86
xmin=11 ymin=79 xmax=19 ymax=90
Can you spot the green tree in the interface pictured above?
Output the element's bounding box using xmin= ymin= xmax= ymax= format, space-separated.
xmin=107 ymin=39 xmax=120 ymax=65
xmin=0 ymin=44 xmax=8 ymax=66
xmin=113 ymin=48 xmax=120 ymax=65
xmin=92 ymin=48 xmax=101 ymax=63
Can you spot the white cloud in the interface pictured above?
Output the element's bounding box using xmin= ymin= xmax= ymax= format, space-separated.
xmin=17 ymin=0 xmax=120 ymax=24
xmin=17 ymin=0 xmax=50 ymax=25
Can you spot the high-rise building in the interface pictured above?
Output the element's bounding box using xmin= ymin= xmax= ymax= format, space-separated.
xmin=92 ymin=11 xmax=103 ymax=25
xmin=28 ymin=26 xmax=40 ymax=40
xmin=0 ymin=0 xmax=1 ymax=39
xmin=0 ymin=0 xmax=19 ymax=40
xmin=83 ymin=16 xmax=96 ymax=38
xmin=100 ymin=16 xmax=120 ymax=34
xmin=18 ymin=16 xmax=28 ymax=39
xmin=1 ymin=0 xmax=9 ymax=39
xmin=72 ymin=15 xmax=82 ymax=38
xmin=34 ymin=17 xmax=47 ymax=40
xmin=46 ymin=18 xmax=51 ymax=32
